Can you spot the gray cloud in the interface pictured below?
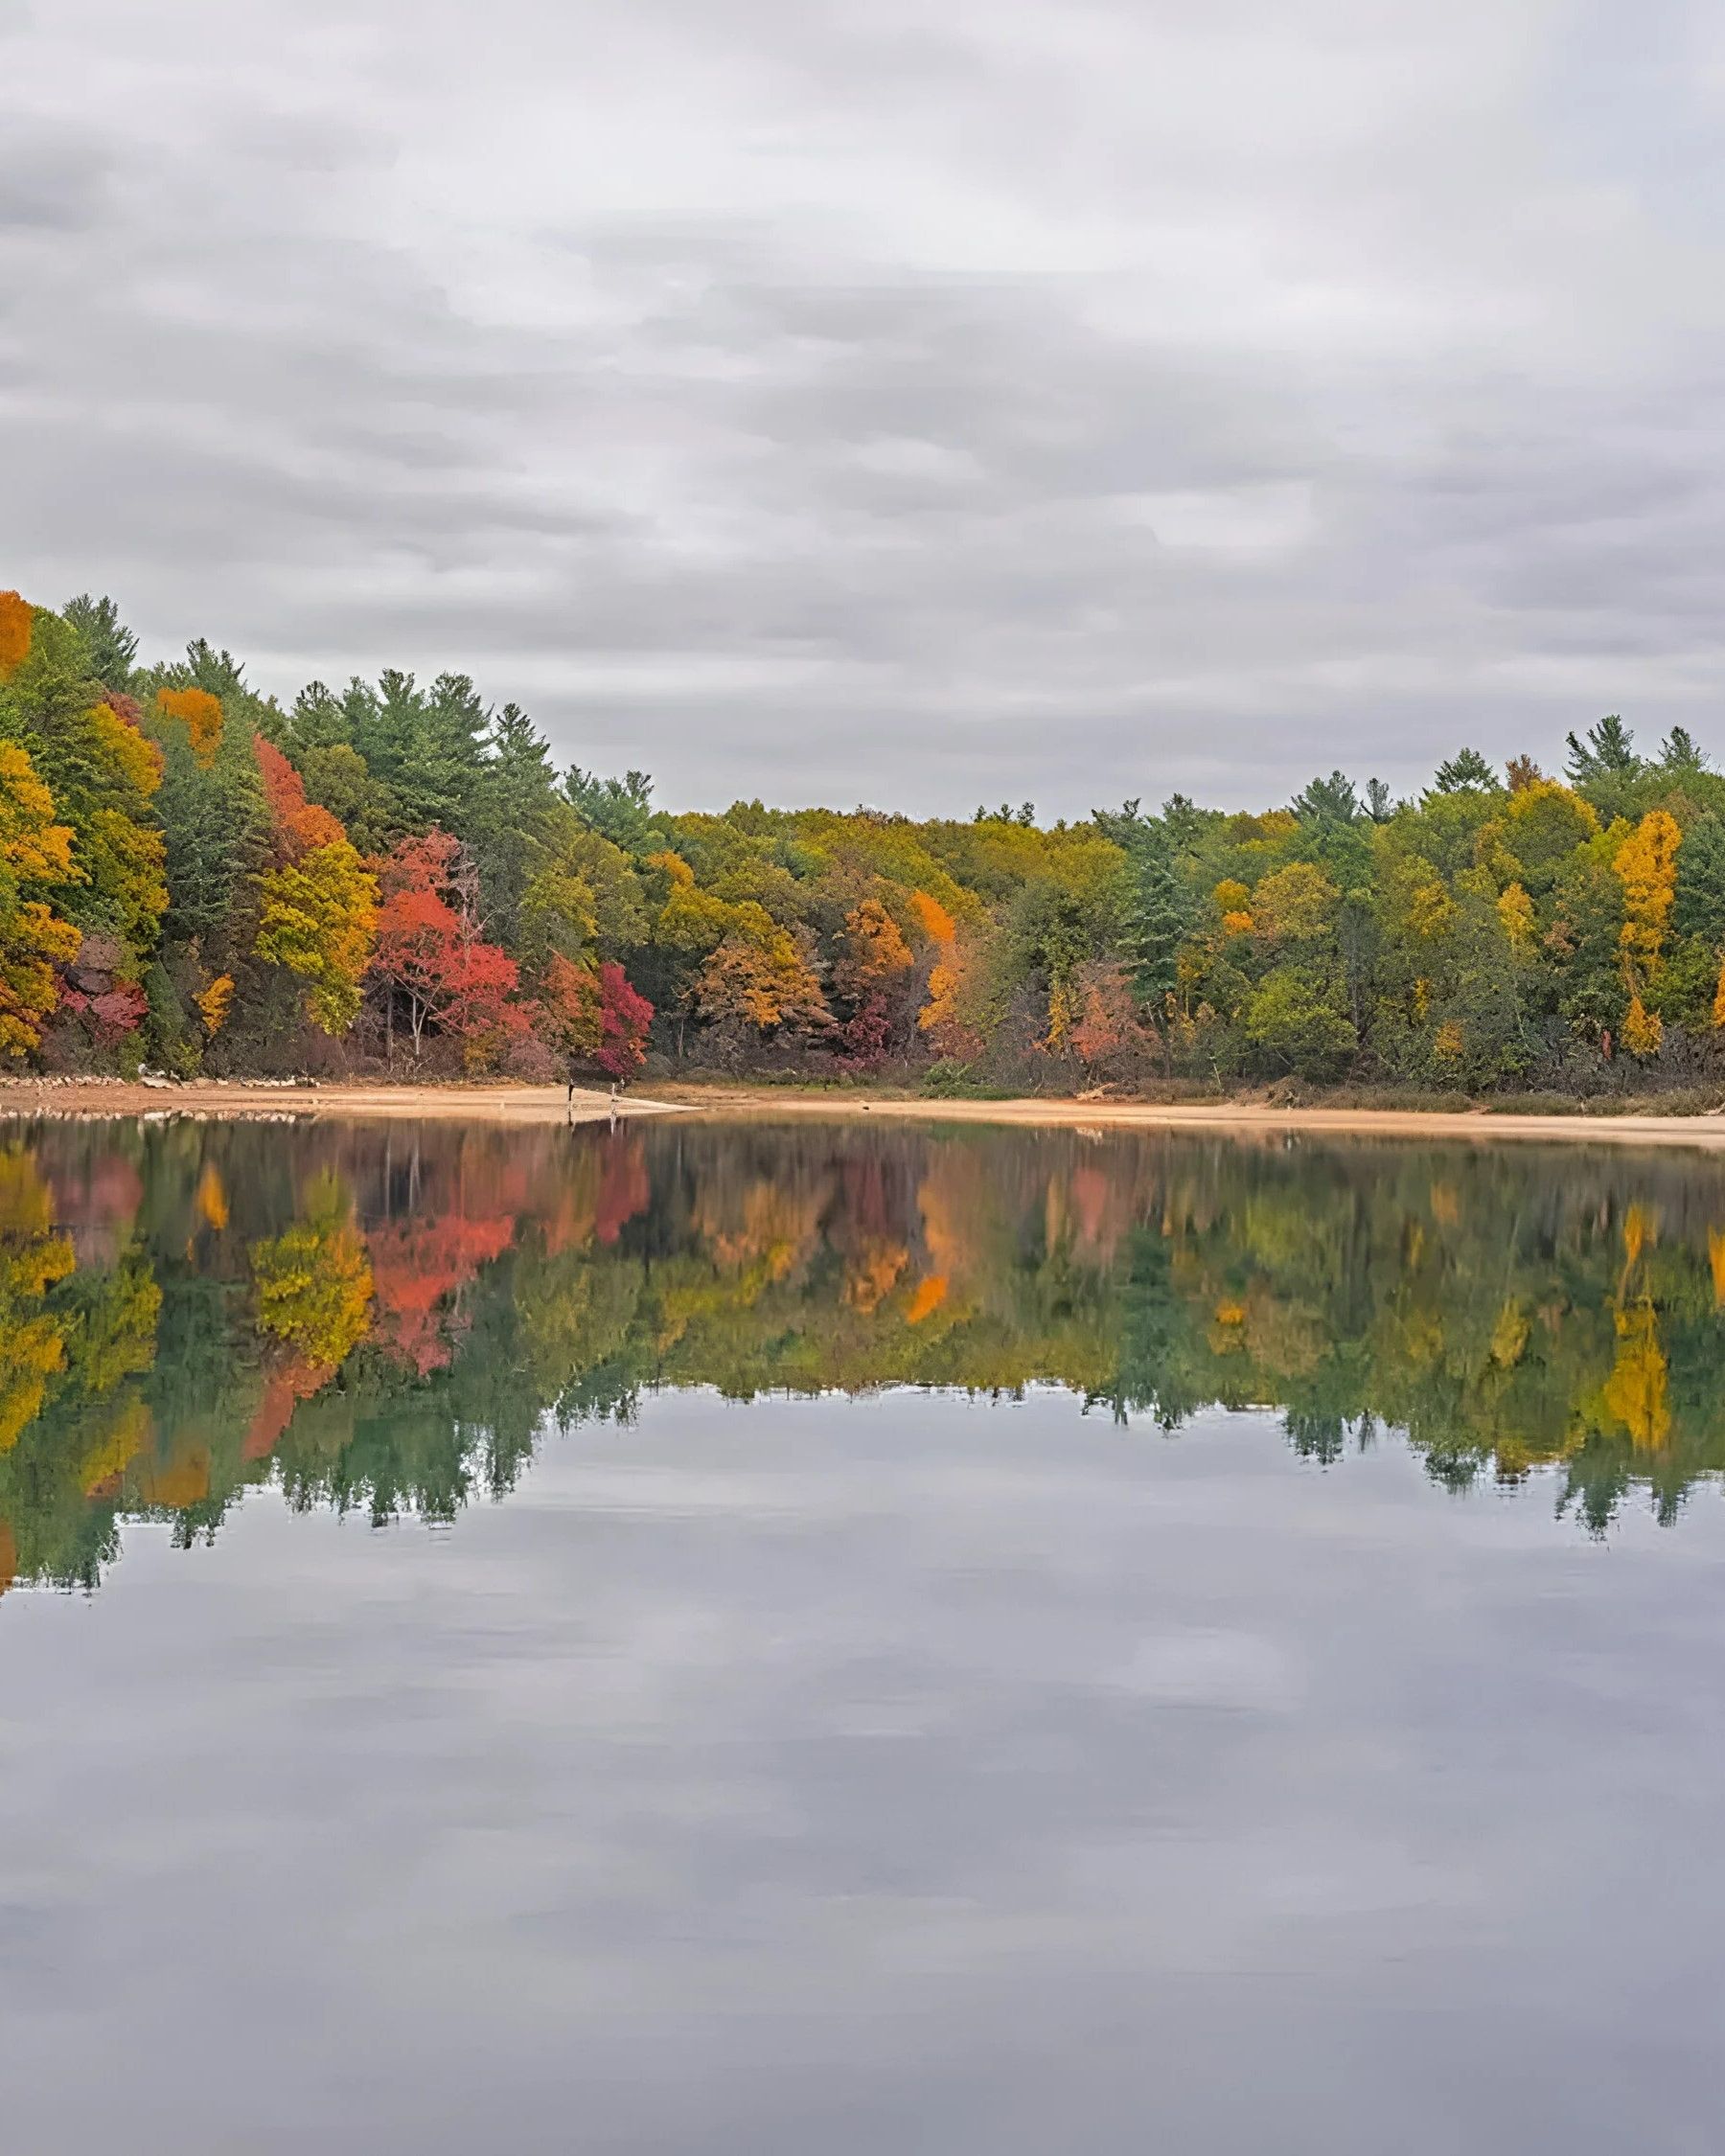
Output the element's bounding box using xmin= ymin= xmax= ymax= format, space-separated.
xmin=4 ymin=0 xmax=1725 ymax=814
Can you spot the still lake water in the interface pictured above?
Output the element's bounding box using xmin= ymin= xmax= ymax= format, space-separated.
xmin=4 ymin=1114 xmax=1725 ymax=2152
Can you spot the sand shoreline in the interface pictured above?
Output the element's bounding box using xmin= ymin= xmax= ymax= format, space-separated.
xmin=4 ymin=1075 xmax=1725 ymax=1149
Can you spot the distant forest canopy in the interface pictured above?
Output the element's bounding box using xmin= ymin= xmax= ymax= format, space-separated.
xmin=4 ymin=583 xmax=1725 ymax=1091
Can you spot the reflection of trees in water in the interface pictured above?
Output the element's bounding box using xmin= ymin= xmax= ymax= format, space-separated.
xmin=6 ymin=1118 xmax=1725 ymax=1589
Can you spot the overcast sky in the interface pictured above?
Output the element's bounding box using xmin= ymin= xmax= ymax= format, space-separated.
xmin=4 ymin=0 xmax=1723 ymax=818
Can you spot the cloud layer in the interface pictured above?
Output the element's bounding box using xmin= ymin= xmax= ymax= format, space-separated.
xmin=5 ymin=0 xmax=1725 ymax=814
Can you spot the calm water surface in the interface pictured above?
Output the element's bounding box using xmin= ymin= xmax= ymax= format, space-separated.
xmin=3 ymin=1117 xmax=1724 ymax=2153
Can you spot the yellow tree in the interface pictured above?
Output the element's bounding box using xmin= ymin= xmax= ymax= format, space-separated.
xmin=909 ymin=888 xmax=971 ymax=1046
xmin=1616 ymin=810 xmax=1680 ymax=1061
xmin=834 ymin=899 xmax=912 ymax=1002
xmin=1477 ymin=776 xmax=1599 ymax=892
xmin=1616 ymin=810 xmax=1680 ymax=973
xmin=254 ymin=839 xmax=380 ymax=1034
xmin=0 ymin=742 xmax=80 ymax=1059
xmin=695 ymin=919 xmax=829 ymax=1038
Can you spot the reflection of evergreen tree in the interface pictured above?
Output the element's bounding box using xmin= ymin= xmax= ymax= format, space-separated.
xmin=1098 ymin=1230 xmax=1197 ymax=1430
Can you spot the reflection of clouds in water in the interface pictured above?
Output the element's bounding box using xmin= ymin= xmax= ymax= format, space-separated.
xmin=1107 ymin=1626 xmax=1297 ymax=1709
xmin=4 ymin=1390 xmax=1724 ymax=2150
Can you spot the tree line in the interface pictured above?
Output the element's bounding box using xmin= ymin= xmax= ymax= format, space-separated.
xmin=5 ymin=585 xmax=1725 ymax=1091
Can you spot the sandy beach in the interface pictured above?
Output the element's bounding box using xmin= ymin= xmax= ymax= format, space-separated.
xmin=4 ymin=1075 xmax=1725 ymax=1149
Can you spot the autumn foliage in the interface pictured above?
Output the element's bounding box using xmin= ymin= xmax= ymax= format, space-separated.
xmin=0 ymin=744 xmax=80 ymax=1060
xmin=258 ymin=736 xmax=345 ymax=859
xmin=539 ymin=952 xmax=653 ymax=1078
xmin=0 ymin=592 xmax=33 ymax=680
xmin=372 ymin=829 xmax=525 ymax=1063
xmin=10 ymin=579 xmax=1725 ymax=1096
xmin=255 ymin=841 xmax=379 ymax=1035
xmin=153 ymin=685 xmax=224 ymax=765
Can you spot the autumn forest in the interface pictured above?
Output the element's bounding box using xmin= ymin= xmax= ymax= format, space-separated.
xmin=4 ymin=585 xmax=1725 ymax=1093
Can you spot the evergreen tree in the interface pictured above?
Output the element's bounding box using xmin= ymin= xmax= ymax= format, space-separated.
xmin=1661 ymin=725 xmax=1710 ymax=775
xmin=1292 ymin=769 xmax=1371 ymax=885
xmin=1292 ymin=769 xmax=1361 ymax=824
xmin=1117 ymin=842 xmax=1190 ymax=1009
xmin=61 ymin=595 xmax=139 ymax=692
xmin=469 ymin=701 xmax=561 ymax=945
xmin=1566 ymin=714 xmax=1643 ymax=794
xmin=565 ymin=767 xmax=659 ymax=855
xmin=1430 ymin=747 xmax=1496 ymax=793
xmin=1673 ymin=813 xmax=1725 ymax=945
xmin=151 ymin=712 xmax=270 ymax=971
xmin=0 ymin=608 xmax=166 ymax=968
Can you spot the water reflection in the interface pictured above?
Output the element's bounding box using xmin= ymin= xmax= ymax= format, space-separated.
xmin=5 ymin=1114 xmax=1725 ymax=1592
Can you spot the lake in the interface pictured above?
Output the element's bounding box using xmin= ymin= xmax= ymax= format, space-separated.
xmin=3 ymin=1114 xmax=1724 ymax=2153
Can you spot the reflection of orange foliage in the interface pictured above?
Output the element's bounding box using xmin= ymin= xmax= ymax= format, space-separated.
xmin=596 ymin=1136 xmax=650 ymax=1246
xmin=54 ymin=1152 xmax=144 ymax=1267
xmin=1038 ymin=1161 xmax=1129 ymax=1268
xmin=1069 ymin=1165 xmax=1116 ymax=1258
xmin=537 ymin=1142 xmax=605 ymax=1255
xmin=195 ymin=1163 xmax=229 ymax=1232
xmin=1622 ymin=1204 xmax=1655 ymax=1272
xmin=1710 ymin=1228 xmax=1725 ymax=1308
xmin=0 ymin=591 xmax=32 ymax=679
xmin=905 ymin=1273 xmax=947 ymax=1323
xmin=155 ymin=686 xmax=224 ymax=765
xmin=242 ymin=1358 xmax=332 ymax=1460
xmin=692 ymin=1170 xmax=826 ymax=1283
xmin=136 ymin=1441 xmax=212 ymax=1510
xmin=845 ymin=1239 xmax=908 ymax=1314
xmin=916 ymin=1159 xmax=977 ymax=1285
xmin=1209 ymin=1299 xmax=1248 ymax=1354
xmin=371 ymin=1207 xmax=518 ymax=1374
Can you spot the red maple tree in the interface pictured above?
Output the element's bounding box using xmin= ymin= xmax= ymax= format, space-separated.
xmin=371 ymin=830 xmax=525 ymax=1064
